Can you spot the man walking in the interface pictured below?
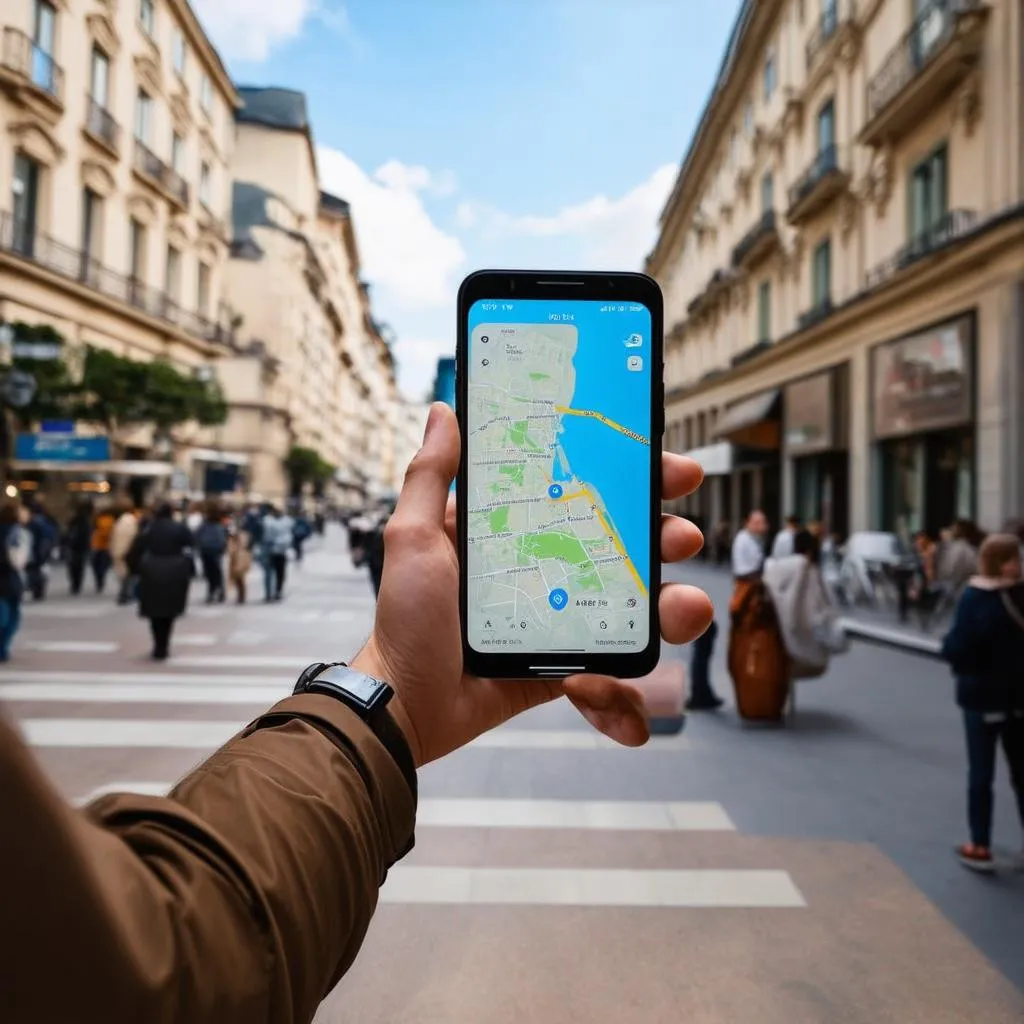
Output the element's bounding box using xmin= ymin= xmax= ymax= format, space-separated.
xmin=260 ymin=506 xmax=294 ymax=601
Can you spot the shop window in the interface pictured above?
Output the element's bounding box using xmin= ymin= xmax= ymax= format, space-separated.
xmin=812 ymin=239 xmax=831 ymax=308
xmin=757 ymin=280 xmax=772 ymax=342
xmin=909 ymin=144 xmax=948 ymax=241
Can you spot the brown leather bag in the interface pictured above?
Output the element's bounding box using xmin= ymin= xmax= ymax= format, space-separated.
xmin=728 ymin=579 xmax=791 ymax=721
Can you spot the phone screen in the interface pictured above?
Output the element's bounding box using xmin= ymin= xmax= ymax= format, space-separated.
xmin=465 ymin=299 xmax=652 ymax=656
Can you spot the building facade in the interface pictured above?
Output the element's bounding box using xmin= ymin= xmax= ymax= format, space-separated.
xmin=222 ymin=87 xmax=399 ymax=506
xmin=0 ymin=0 xmax=238 ymax=499
xmin=650 ymin=0 xmax=1023 ymax=541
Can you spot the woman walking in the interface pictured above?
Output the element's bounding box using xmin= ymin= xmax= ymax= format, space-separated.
xmin=194 ymin=504 xmax=227 ymax=604
xmin=226 ymin=524 xmax=253 ymax=604
xmin=127 ymin=503 xmax=194 ymax=661
xmin=0 ymin=502 xmax=29 ymax=661
xmin=90 ymin=505 xmax=116 ymax=594
xmin=941 ymin=534 xmax=1024 ymax=872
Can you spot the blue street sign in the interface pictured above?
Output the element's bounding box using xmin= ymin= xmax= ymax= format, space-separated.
xmin=40 ymin=420 xmax=75 ymax=434
xmin=15 ymin=434 xmax=110 ymax=461
xmin=548 ymin=588 xmax=569 ymax=611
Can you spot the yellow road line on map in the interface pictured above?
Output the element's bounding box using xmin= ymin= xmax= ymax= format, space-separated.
xmin=554 ymin=491 xmax=587 ymax=503
xmin=554 ymin=406 xmax=649 ymax=446
xmin=582 ymin=486 xmax=647 ymax=598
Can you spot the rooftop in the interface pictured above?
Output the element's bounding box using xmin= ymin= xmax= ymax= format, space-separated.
xmin=235 ymin=87 xmax=311 ymax=132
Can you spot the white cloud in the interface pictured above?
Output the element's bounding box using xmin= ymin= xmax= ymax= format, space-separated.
xmin=192 ymin=0 xmax=355 ymax=63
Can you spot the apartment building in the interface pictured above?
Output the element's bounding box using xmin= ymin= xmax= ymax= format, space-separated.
xmin=0 ymin=0 xmax=238 ymax=495
xmin=221 ymin=87 xmax=398 ymax=505
xmin=650 ymin=0 xmax=1023 ymax=540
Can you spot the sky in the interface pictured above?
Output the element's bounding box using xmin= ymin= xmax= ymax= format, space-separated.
xmin=193 ymin=0 xmax=743 ymax=398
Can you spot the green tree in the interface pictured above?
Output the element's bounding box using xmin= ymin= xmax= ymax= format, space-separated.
xmin=285 ymin=445 xmax=335 ymax=498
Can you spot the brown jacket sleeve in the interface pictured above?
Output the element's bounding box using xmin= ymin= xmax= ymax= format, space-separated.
xmin=0 ymin=694 xmax=416 ymax=1024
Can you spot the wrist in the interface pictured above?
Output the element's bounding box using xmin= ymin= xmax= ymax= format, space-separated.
xmin=351 ymin=640 xmax=423 ymax=768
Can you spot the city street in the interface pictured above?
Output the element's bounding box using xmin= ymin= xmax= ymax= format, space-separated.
xmin=2 ymin=532 xmax=1023 ymax=1022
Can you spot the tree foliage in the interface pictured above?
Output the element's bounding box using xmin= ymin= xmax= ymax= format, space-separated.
xmin=8 ymin=324 xmax=227 ymax=435
xmin=285 ymin=445 xmax=335 ymax=497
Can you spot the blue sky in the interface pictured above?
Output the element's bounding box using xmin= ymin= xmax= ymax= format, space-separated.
xmin=195 ymin=0 xmax=743 ymax=396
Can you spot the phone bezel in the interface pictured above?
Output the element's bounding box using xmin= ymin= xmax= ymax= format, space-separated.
xmin=456 ymin=269 xmax=664 ymax=680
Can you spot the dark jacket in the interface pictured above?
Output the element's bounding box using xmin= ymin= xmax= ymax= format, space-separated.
xmin=0 ymin=692 xmax=416 ymax=1023
xmin=194 ymin=521 xmax=228 ymax=555
xmin=128 ymin=518 xmax=194 ymax=620
xmin=0 ymin=522 xmax=24 ymax=603
xmin=941 ymin=580 xmax=1024 ymax=714
xmin=65 ymin=512 xmax=93 ymax=555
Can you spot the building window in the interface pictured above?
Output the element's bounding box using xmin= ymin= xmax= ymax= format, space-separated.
xmin=757 ymin=280 xmax=772 ymax=341
xmin=744 ymin=101 xmax=754 ymax=137
xmin=90 ymin=47 xmax=109 ymax=107
xmin=760 ymin=170 xmax=773 ymax=214
xmin=129 ymin=217 xmax=146 ymax=282
xmin=134 ymin=88 xmax=152 ymax=142
xmin=139 ymin=0 xmax=155 ymax=37
xmin=812 ymin=238 xmax=832 ymax=308
xmin=81 ymin=188 xmax=100 ymax=261
xmin=171 ymin=132 xmax=184 ymax=173
xmin=172 ymin=29 xmax=187 ymax=76
xmin=199 ymin=161 xmax=211 ymax=206
xmin=817 ymin=99 xmax=835 ymax=153
xmin=200 ymin=73 xmax=212 ymax=111
xmin=909 ymin=144 xmax=948 ymax=240
xmin=729 ymin=129 xmax=738 ymax=167
xmin=197 ymin=261 xmax=210 ymax=314
xmin=165 ymin=245 xmax=181 ymax=301
xmin=12 ymin=152 xmax=42 ymax=256
xmin=31 ymin=0 xmax=57 ymax=95
xmin=763 ymin=49 xmax=776 ymax=101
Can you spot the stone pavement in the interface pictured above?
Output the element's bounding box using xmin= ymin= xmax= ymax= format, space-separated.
xmin=2 ymin=529 xmax=1022 ymax=1021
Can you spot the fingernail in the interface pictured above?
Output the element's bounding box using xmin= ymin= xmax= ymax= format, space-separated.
xmin=423 ymin=403 xmax=442 ymax=442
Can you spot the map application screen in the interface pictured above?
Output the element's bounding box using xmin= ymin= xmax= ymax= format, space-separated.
xmin=466 ymin=299 xmax=652 ymax=655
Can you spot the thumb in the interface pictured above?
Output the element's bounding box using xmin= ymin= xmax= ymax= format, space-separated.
xmin=390 ymin=403 xmax=459 ymax=533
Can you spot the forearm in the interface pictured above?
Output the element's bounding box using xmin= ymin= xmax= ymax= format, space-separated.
xmin=0 ymin=695 xmax=415 ymax=1024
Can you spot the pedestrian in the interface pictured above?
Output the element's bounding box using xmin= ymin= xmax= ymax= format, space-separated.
xmin=110 ymin=499 xmax=140 ymax=605
xmin=686 ymin=618 xmax=722 ymax=711
xmin=64 ymin=500 xmax=93 ymax=596
xmin=194 ymin=503 xmax=228 ymax=604
xmin=90 ymin=505 xmax=116 ymax=594
xmin=764 ymin=529 xmax=849 ymax=716
xmin=0 ymin=401 xmax=713 ymax=1022
xmin=292 ymin=510 xmax=313 ymax=563
xmin=127 ymin=502 xmax=194 ymax=661
xmin=226 ymin=523 xmax=253 ymax=604
xmin=0 ymin=501 xmax=29 ymax=661
xmin=941 ymin=533 xmax=1024 ymax=873
xmin=771 ymin=513 xmax=800 ymax=559
xmin=727 ymin=509 xmax=789 ymax=722
xmin=260 ymin=505 xmax=294 ymax=601
xmin=24 ymin=499 xmax=58 ymax=601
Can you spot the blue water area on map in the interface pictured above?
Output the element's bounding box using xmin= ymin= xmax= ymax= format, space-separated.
xmin=552 ymin=450 xmax=572 ymax=482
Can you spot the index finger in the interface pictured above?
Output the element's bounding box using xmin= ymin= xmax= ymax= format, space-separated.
xmin=663 ymin=453 xmax=703 ymax=502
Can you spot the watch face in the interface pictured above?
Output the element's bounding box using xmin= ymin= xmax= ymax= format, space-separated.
xmin=316 ymin=664 xmax=386 ymax=710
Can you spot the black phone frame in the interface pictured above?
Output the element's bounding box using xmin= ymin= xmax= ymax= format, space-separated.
xmin=456 ymin=269 xmax=664 ymax=680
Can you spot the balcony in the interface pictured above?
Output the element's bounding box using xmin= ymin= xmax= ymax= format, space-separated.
xmin=787 ymin=145 xmax=851 ymax=224
xmin=865 ymin=208 xmax=978 ymax=288
xmin=0 ymin=27 xmax=64 ymax=116
xmin=134 ymin=140 xmax=190 ymax=210
xmin=860 ymin=0 xmax=988 ymax=147
xmin=806 ymin=1 xmax=859 ymax=80
xmin=731 ymin=210 xmax=779 ymax=270
xmin=0 ymin=210 xmax=224 ymax=345
xmin=797 ymin=298 xmax=834 ymax=331
xmin=83 ymin=96 xmax=120 ymax=156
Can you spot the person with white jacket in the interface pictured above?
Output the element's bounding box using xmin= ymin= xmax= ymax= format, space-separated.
xmin=763 ymin=529 xmax=848 ymax=714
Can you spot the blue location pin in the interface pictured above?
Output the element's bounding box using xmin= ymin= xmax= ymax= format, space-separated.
xmin=548 ymin=484 xmax=564 ymax=499
xmin=549 ymin=588 xmax=568 ymax=611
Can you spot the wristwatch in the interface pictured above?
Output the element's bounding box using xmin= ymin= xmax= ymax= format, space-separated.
xmin=293 ymin=661 xmax=418 ymax=805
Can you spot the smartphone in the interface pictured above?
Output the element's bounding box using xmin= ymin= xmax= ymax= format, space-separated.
xmin=456 ymin=270 xmax=664 ymax=680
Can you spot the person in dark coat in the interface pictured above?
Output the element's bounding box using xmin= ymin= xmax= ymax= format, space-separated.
xmin=941 ymin=533 xmax=1024 ymax=872
xmin=64 ymin=500 xmax=93 ymax=596
xmin=127 ymin=503 xmax=194 ymax=661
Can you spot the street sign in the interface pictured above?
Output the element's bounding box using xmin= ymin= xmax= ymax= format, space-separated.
xmin=41 ymin=420 xmax=75 ymax=434
xmin=2 ymin=370 xmax=37 ymax=408
xmin=15 ymin=434 xmax=110 ymax=461
xmin=12 ymin=340 xmax=62 ymax=360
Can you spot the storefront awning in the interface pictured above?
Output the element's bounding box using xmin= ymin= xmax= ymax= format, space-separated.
xmin=713 ymin=389 xmax=781 ymax=449
xmin=10 ymin=460 xmax=175 ymax=477
xmin=682 ymin=442 xmax=734 ymax=477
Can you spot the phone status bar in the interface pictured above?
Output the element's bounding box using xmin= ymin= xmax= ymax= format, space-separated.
xmin=600 ymin=305 xmax=646 ymax=313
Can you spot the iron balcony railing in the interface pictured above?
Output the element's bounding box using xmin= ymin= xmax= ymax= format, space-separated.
xmin=164 ymin=165 xmax=190 ymax=208
xmin=865 ymin=208 xmax=977 ymax=288
xmin=731 ymin=209 xmax=777 ymax=268
xmin=0 ymin=210 xmax=224 ymax=344
xmin=1 ymin=26 xmax=64 ymax=102
xmin=867 ymin=0 xmax=981 ymax=118
xmin=85 ymin=96 xmax=120 ymax=152
xmin=134 ymin=139 xmax=190 ymax=207
xmin=788 ymin=144 xmax=841 ymax=210
xmin=797 ymin=298 xmax=834 ymax=332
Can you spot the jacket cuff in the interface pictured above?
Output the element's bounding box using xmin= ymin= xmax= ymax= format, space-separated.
xmin=244 ymin=694 xmax=417 ymax=867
